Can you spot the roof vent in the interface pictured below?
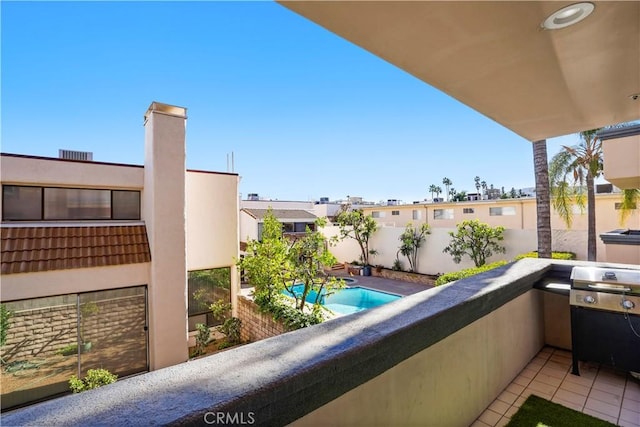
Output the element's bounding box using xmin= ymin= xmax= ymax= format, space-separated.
xmin=59 ymin=149 xmax=93 ymax=161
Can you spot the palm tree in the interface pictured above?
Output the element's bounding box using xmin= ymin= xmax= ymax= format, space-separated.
xmin=549 ymin=129 xmax=602 ymax=261
xmin=474 ymin=176 xmax=481 ymax=200
xmin=481 ymin=180 xmax=487 ymax=199
xmin=533 ymin=139 xmax=551 ymax=259
xmin=449 ymin=187 xmax=457 ymax=201
xmin=429 ymin=184 xmax=437 ymax=200
xmin=435 ymin=186 xmax=442 ymax=200
xmin=442 ymin=177 xmax=452 ymax=201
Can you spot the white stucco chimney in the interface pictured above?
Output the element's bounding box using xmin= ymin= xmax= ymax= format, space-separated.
xmin=143 ymin=102 xmax=188 ymax=369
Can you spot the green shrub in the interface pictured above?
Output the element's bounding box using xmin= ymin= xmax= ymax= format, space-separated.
xmin=57 ymin=344 xmax=79 ymax=356
xmin=514 ymin=251 xmax=576 ymax=261
xmin=69 ymin=368 xmax=117 ymax=393
xmin=265 ymin=300 xmax=324 ymax=330
xmin=435 ymin=261 xmax=509 ymax=286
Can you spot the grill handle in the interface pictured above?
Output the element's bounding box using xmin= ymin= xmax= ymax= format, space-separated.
xmin=587 ymin=283 xmax=632 ymax=292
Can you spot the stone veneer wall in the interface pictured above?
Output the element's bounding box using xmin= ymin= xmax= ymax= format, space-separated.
xmin=2 ymin=296 xmax=145 ymax=362
xmin=237 ymin=295 xmax=288 ymax=343
xmin=371 ymin=267 xmax=437 ymax=286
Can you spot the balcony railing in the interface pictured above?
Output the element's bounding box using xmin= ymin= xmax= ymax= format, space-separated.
xmin=2 ymin=258 xmax=631 ymax=426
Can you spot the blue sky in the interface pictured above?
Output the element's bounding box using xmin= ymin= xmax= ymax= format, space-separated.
xmin=2 ymin=1 xmax=579 ymax=203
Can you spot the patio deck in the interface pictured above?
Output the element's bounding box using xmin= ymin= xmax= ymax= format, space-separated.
xmin=474 ymin=346 xmax=640 ymax=427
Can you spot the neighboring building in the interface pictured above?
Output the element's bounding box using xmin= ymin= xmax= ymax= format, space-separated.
xmin=361 ymin=194 xmax=640 ymax=263
xmin=0 ymin=102 xmax=240 ymax=410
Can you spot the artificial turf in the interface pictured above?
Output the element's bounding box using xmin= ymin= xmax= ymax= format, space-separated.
xmin=506 ymin=394 xmax=617 ymax=427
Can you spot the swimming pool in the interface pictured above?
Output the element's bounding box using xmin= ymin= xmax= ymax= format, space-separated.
xmin=282 ymin=282 xmax=401 ymax=315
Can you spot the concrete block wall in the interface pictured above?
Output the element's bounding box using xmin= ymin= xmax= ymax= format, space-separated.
xmin=237 ymin=295 xmax=287 ymax=343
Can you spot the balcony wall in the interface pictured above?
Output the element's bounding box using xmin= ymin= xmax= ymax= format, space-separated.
xmin=600 ymin=125 xmax=640 ymax=189
xmin=3 ymin=259 xmax=630 ymax=426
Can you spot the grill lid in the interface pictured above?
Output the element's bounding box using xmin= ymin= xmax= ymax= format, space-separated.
xmin=571 ymin=266 xmax=640 ymax=293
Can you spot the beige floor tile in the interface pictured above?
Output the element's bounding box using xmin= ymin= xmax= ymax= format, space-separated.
xmin=551 ymin=395 xmax=584 ymax=412
xmin=488 ymin=399 xmax=511 ymax=416
xmin=535 ymin=372 xmax=563 ymax=388
xmin=540 ymin=365 xmax=568 ymax=380
xmin=504 ymin=405 xmax=519 ymax=418
xmin=585 ymin=396 xmax=622 ymax=418
xmin=559 ymin=379 xmax=591 ymax=396
xmin=528 ymin=358 xmax=546 ymax=368
xmin=554 ymin=388 xmax=587 ymax=407
xmin=589 ymin=388 xmax=623 ymax=406
xmin=513 ymin=375 xmax=532 ymax=387
xmin=527 ymin=379 xmax=557 ymax=397
xmin=506 ymin=382 xmax=525 ymax=396
xmin=478 ymin=409 xmax=502 ymax=426
xmin=545 ymin=360 xmax=571 ymax=372
xmin=618 ymin=418 xmax=640 ymax=427
xmin=593 ymin=379 xmax=625 ymax=396
xmin=497 ymin=390 xmax=519 ymax=405
xmin=574 ymin=363 xmax=599 ymax=379
xmin=549 ymin=353 xmax=572 ymax=367
xmin=470 ymin=420 xmax=491 ymax=427
xmin=624 ymin=383 xmax=640 ymax=402
xmin=623 ymin=397 xmax=640 ymax=411
xmin=539 ymin=347 xmax=553 ymax=355
xmin=552 ymin=348 xmax=572 ymax=358
xmin=564 ymin=372 xmax=596 ymax=387
xmin=620 ymin=407 xmax=640 ymax=425
xmin=596 ymin=368 xmax=629 ymax=385
xmin=494 ymin=416 xmax=510 ymax=427
xmin=512 ymin=396 xmax=527 ymax=409
xmin=520 ymin=367 xmax=539 ymax=380
xmin=583 ymin=408 xmax=619 ymax=424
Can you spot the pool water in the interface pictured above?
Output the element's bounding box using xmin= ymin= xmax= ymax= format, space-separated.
xmin=283 ymin=284 xmax=401 ymax=315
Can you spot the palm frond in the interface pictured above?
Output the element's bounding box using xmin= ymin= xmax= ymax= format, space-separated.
xmin=619 ymin=188 xmax=640 ymax=225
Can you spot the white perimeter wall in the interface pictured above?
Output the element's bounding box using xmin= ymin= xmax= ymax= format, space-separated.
xmin=323 ymin=225 xmax=588 ymax=275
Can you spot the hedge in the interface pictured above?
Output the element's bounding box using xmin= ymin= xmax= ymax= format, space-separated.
xmin=435 ymin=261 xmax=509 ymax=286
xmin=514 ymin=251 xmax=576 ymax=261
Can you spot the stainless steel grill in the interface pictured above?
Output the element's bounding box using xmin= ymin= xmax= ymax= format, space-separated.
xmin=570 ymin=266 xmax=640 ymax=375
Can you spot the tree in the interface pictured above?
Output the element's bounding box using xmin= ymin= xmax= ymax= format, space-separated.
xmin=238 ymin=209 xmax=291 ymax=308
xmin=549 ymin=130 xmax=602 ymax=261
xmin=533 ymin=139 xmax=552 ymax=259
xmin=442 ymin=177 xmax=452 ymax=201
xmin=481 ymin=180 xmax=487 ymax=197
xmin=453 ymin=190 xmax=467 ymax=202
xmin=434 ymin=186 xmax=442 ymax=200
xmin=398 ymin=223 xmax=431 ymax=272
xmin=474 ymin=176 xmax=481 ymax=198
xmin=283 ymin=217 xmax=343 ymax=311
xmin=335 ymin=205 xmax=379 ymax=266
xmin=443 ymin=219 xmax=506 ymax=267
xmin=429 ymin=184 xmax=437 ymax=200
xmin=449 ymin=187 xmax=457 ymax=201
xmin=618 ymin=189 xmax=640 ymax=225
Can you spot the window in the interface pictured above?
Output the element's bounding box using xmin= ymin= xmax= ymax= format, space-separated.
xmin=463 ymin=208 xmax=475 ymax=214
xmin=1 ymin=286 xmax=148 ymax=410
xmin=2 ymin=185 xmax=42 ymax=220
xmin=188 ymin=268 xmax=231 ymax=332
xmin=2 ymin=185 xmax=141 ymax=221
xmin=615 ymin=202 xmax=637 ymax=210
xmin=112 ymin=190 xmax=141 ymax=219
xmin=371 ymin=211 xmax=385 ymax=218
xmin=489 ymin=206 xmax=516 ymax=216
xmin=45 ymin=188 xmax=110 ymax=220
xmin=391 ymin=210 xmax=400 ymax=216
xmin=412 ymin=210 xmax=421 ymax=220
xmin=434 ymin=209 xmax=454 ymax=220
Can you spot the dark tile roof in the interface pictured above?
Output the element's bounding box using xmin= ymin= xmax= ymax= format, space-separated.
xmin=241 ymin=209 xmax=317 ymax=220
xmin=1 ymin=225 xmax=151 ymax=275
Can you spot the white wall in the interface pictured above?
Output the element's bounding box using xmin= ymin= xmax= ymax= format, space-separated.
xmin=323 ymin=225 xmax=588 ymax=275
xmin=1 ymin=264 xmax=150 ymax=302
xmin=239 ymin=210 xmax=259 ymax=243
xmin=186 ymin=171 xmax=239 ymax=271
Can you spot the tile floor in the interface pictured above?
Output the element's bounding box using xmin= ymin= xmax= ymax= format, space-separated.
xmin=472 ymin=347 xmax=640 ymax=427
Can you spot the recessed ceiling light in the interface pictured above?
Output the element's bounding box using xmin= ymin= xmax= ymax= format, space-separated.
xmin=542 ymin=2 xmax=595 ymax=30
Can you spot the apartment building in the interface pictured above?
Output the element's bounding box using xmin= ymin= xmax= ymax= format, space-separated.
xmin=0 ymin=102 xmax=239 ymax=410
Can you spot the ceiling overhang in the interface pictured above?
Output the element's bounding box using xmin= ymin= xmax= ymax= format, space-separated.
xmin=279 ymin=1 xmax=640 ymax=141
